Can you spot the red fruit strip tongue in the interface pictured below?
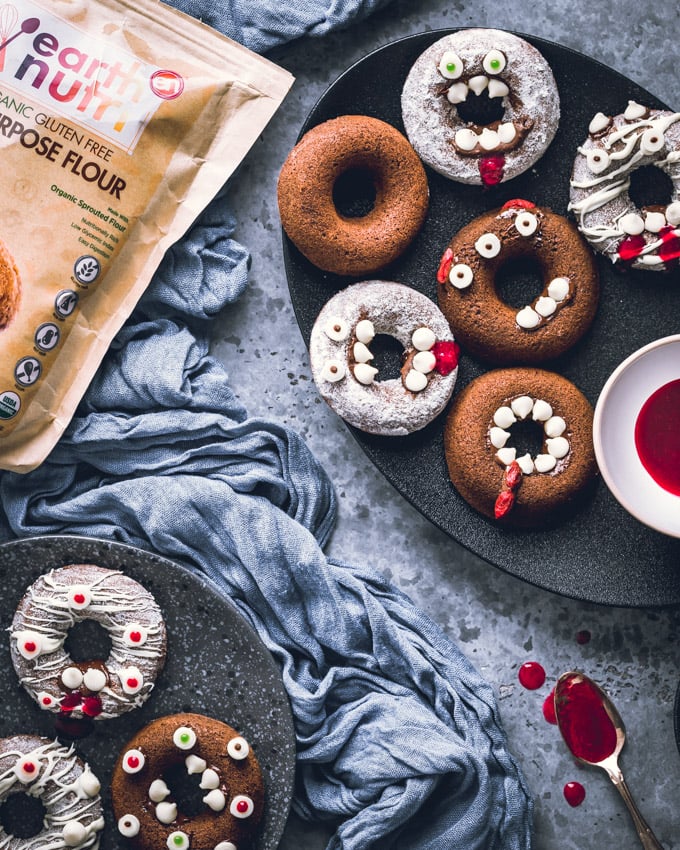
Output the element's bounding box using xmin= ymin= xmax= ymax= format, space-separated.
xmin=618 ymin=234 xmax=646 ymax=261
xmin=658 ymin=225 xmax=680 ymax=263
xmin=479 ymin=154 xmax=505 ymax=187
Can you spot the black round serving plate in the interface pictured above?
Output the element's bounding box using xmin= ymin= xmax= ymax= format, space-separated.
xmin=0 ymin=535 xmax=295 ymax=850
xmin=283 ymin=29 xmax=680 ymax=607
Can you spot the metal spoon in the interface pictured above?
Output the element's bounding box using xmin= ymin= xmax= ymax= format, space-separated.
xmin=554 ymin=671 xmax=664 ymax=850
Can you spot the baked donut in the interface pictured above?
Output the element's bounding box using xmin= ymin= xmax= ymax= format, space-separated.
xmin=436 ymin=200 xmax=599 ymax=364
xmin=10 ymin=564 xmax=167 ymax=723
xmin=401 ymin=29 xmax=560 ymax=186
xmin=309 ymin=281 xmax=459 ymax=435
xmin=0 ymin=237 xmax=21 ymax=330
xmin=111 ymin=713 xmax=264 ymax=850
xmin=277 ymin=115 xmax=429 ymax=275
xmin=569 ymin=101 xmax=680 ymax=270
xmin=444 ymin=368 xmax=597 ymax=527
xmin=0 ymin=734 xmax=104 ymax=848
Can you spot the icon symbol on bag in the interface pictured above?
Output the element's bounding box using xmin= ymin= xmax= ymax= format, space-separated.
xmin=55 ymin=289 xmax=79 ymax=318
xmin=15 ymin=357 xmax=42 ymax=387
xmin=73 ymin=255 xmax=101 ymax=285
xmin=35 ymin=323 xmax=60 ymax=352
xmin=0 ymin=391 xmax=20 ymax=420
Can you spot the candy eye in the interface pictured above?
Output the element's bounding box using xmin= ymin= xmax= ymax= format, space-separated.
xmin=166 ymin=831 xmax=190 ymax=850
xmin=474 ymin=233 xmax=501 ymax=259
xmin=123 ymin=623 xmax=148 ymax=647
xmin=68 ymin=585 xmax=92 ymax=609
xmin=483 ymin=49 xmax=506 ymax=75
xmin=119 ymin=666 xmax=144 ymax=695
xmin=14 ymin=757 xmax=41 ymax=784
xmin=586 ymin=148 xmax=610 ymax=174
xmin=15 ymin=630 xmax=43 ymax=660
xmin=122 ymin=749 xmax=145 ymax=774
xmin=118 ymin=815 xmax=140 ymax=838
xmin=37 ymin=691 xmax=56 ymax=710
xmin=514 ymin=212 xmax=539 ymax=237
xmin=173 ymin=726 xmax=197 ymax=750
xmin=227 ymin=736 xmax=250 ymax=761
xmin=438 ymin=50 xmax=464 ymax=80
xmin=230 ymin=794 xmax=255 ymax=819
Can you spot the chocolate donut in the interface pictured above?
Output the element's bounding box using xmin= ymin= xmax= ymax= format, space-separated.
xmin=112 ymin=713 xmax=264 ymax=850
xmin=277 ymin=115 xmax=429 ymax=276
xmin=309 ymin=281 xmax=459 ymax=435
xmin=444 ymin=368 xmax=597 ymax=527
xmin=401 ymin=29 xmax=560 ymax=186
xmin=569 ymin=101 xmax=680 ymax=270
xmin=436 ymin=200 xmax=599 ymax=365
xmin=0 ymin=237 xmax=21 ymax=331
xmin=0 ymin=734 xmax=104 ymax=848
xmin=10 ymin=564 xmax=167 ymax=722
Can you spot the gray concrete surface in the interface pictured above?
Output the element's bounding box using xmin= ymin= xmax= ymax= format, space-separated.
xmin=214 ymin=2 xmax=680 ymax=847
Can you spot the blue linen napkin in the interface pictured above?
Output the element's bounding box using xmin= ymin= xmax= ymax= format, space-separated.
xmin=0 ymin=4 xmax=534 ymax=848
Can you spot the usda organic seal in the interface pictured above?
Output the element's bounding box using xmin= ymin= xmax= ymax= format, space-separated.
xmin=0 ymin=391 xmax=20 ymax=420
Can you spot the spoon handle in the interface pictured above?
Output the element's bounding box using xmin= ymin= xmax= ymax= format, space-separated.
xmin=607 ymin=769 xmax=664 ymax=850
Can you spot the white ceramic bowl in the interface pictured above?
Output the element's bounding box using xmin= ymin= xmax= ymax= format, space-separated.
xmin=593 ymin=335 xmax=680 ymax=538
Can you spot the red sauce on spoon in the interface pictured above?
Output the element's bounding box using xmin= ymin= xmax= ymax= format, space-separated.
xmin=634 ymin=378 xmax=680 ymax=496
xmin=555 ymin=674 xmax=618 ymax=763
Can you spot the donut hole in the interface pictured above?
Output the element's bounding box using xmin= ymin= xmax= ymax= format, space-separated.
xmin=332 ymin=167 xmax=377 ymax=218
xmin=64 ymin=619 xmax=112 ymax=662
xmin=507 ymin=418 xmax=545 ymax=459
xmin=628 ymin=164 xmax=673 ymax=209
xmin=163 ymin=762 xmax=206 ymax=818
xmin=456 ymin=89 xmax=505 ymax=127
xmin=494 ymin=256 xmax=545 ymax=309
xmin=0 ymin=792 xmax=46 ymax=838
xmin=370 ymin=334 xmax=404 ymax=381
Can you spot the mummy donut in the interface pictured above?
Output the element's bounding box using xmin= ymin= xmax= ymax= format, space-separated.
xmin=401 ymin=29 xmax=560 ymax=186
xmin=569 ymin=101 xmax=680 ymax=270
xmin=310 ymin=281 xmax=459 ymax=435
xmin=0 ymin=735 xmax=104 ymax=849
xmin=444 ymin=368 xmax=597 ymax=527
xmin=436 ymin=200 xmax=599 ymax=364
xmin=112 ymin=714 xmax=264 ymax=850
xmin=10 ymin=564 xmax=167 ymax=723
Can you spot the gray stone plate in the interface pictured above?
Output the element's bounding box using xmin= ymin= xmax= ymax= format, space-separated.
xmin=0 ymin=534 xmax=295 ymax=850
xmin=283 ymin=29 xmax=680 ymax=607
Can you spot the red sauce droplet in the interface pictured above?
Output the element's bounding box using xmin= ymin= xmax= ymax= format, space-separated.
xmin=479 ymin=154 xmax=505 ymax=186
xmin=518 ymin=661 xmax=546 ymax=690
xmin=563 ymin=781 xmax=586 ymax=807
xmin=236 ymin=800 xmax=249 ymax=813
xmin=129 ymin=631 xmax=142 ymax=643
xmin=618 ymin=234 xmax=646 ymax=261
xmin=73 ymin=593 xmax=86 ymax=604
xmin=576 ymin=629 xmax=591 ymax=645
xmin=542 ymin=689 xmax=557 ymax=724
xmin=555 ymin=675 xmax=618 ymax=763
xmin=634 ymin=379 xmax=680 ymax=496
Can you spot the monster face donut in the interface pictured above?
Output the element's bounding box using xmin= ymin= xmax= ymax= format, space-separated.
xmin=444 ymin=368 xmax=597 ymax=527
xmin=309 ymin=281 xmax=459 ymax=436
xmin=0 ymin=735 xmax=104 ymax=849
xmin=10 ymin=564 xmax=167 ymax=722
xmin=401 ymin=29 xmax=560 ymax=186
xmin=112 ymin=713 xmax=264 ymax=850
xmin=436 ymin=200 xmax=599 ymax=365
xmin=569 ymin=101 xmax=680 ymax=270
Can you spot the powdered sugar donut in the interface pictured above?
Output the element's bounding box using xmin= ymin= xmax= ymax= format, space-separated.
xmin=401 ymin=29 xmax=560 ymax=186
xmin=0 ymin=735 xmax=104 ymax=849
xmin=310 ymin=281 xmax=459 ymax=435
xmin=569 ymin=101 xmax=680 ymax=270
xmin=10 ymin=564 xmax=167 ymax=722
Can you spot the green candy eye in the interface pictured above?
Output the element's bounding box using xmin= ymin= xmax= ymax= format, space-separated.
xmin=172 ymin=726 xmax=197 ymax=750
xmin=166 ymin=832 xmax=189 ymax=850
xmin=483 ymin=49 xmax=507 ymax=75
xmin=438 ymin=50 xmax=464 ymax=80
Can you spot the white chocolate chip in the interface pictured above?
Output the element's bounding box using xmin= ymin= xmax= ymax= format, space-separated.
xmin=640 ymin=254 xmax=664 ymax=265
xmin=63 ymin=821 xmax=87 ymax=847
xmin=404 ymin=369 xmax=428 ymax=392
xmin=514 ymin=212 xmax=538 ymax=236
xmin=412 ymin=327 xmax=436 ymax=351
xmin=546 ymin=436 xmax=570 ymax=458
xmin=199 ymin=768 xmax=221 ymax=790
xmin=535 ymin=296 xmax=557 ymax=317
xmin=353 ymin=342 xmax=373 ymax=363
xmin=535 ymin=453 xmax=557 ymax=473
xmin=468 ymin=74 xmax=488 ymax=95
xmin=497 ymin=122 xmax=516 ymax=144
xmin=79 ymin=768 xmax=101 ymax=798
xmin=185 ymin=754 xmax=207 ymax=774
xmin=489 ymin=427 xmax=510 ymax=449
xmin=324 ymin=318 xmax=349 ymax=342
xmin=624 ymin=100 xmax=646 ymax=120
xmin=475 ymin=233 xmax=501 ymax=258
xmin=619 ymin=212 xmax=645 ymax=235
xmin=544 ymin=416 xmax=567 ymax=438
xmin=547 ymin=277 xmax=570 ymax=301
xmin=516 ymin=453 xmax=535 ymax=475
xmin=488 ymin=79 xmax=510 ymax=98
xmin=479 ymin=128 xmax=500 ymax=150
xmin=516 ymin=306 xmax=540 ymax=329
xmin=413 ymin=351 xmax=436 ymax=373
xmin=155 ymin=802 xmax=178 ymax=825
xmin=149 ymin=779 xmax=170 ymax=802
xmin=446 ymin=82 xmax=468 ymax=104
xmin=511 ymin=396 xmax=533 ymax=419
xmin=215 ymin=843 xmax=237 ymax=850
xmin=355 ymin=319 xmax=375 ymax=344
xmin=61 ymin=667 xmax=83 ymax=689
xmin=665 ymin=202 xmax=680 ymax=225
xmin=203 ymin=789 xmax=227 ymax=812
xmin=455 ymin=128 xmax=478 ymax=151
xmin=321 ymin=359 xmax=346 ymax=383
xmin=640 ymin=127 xmax=665 ymax=154
xmin=644 ymin=211 xmax=666 ymax=233
xmin=589 ymin=111 xmax=611 ymax=134
xmin=449 ymin=263 xmax=473 ymax=289
xmin=493 ymin=406 xmax=516 ymax=428
xmin=496 ymin=447 xmax=517 ymax=466
xmin=532 ymin=399 xmax=553 ymax=421
xmin=354 ymin=363 xmax=378 ymax=385
xmin=83 ymin=668 xmax=107 ymax=692
xmin=118 ymin=815 xmax=140 ymax=838
xmin=586 ymin=148 xmax=610 ymax=174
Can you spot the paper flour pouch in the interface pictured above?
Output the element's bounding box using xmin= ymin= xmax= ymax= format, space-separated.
xmin=0 ymin=0 xmax=293 ymax=471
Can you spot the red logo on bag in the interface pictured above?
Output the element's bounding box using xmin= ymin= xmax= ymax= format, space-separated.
xmin=150 ymin=70 xmax=184 ymax=99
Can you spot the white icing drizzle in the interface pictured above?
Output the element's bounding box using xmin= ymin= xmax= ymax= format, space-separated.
xmin=489 ymin=395 xmax=570 ymax=473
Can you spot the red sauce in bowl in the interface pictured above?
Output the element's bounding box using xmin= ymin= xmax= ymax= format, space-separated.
xmin=635 ymin=379 xmax=680 ymax=496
